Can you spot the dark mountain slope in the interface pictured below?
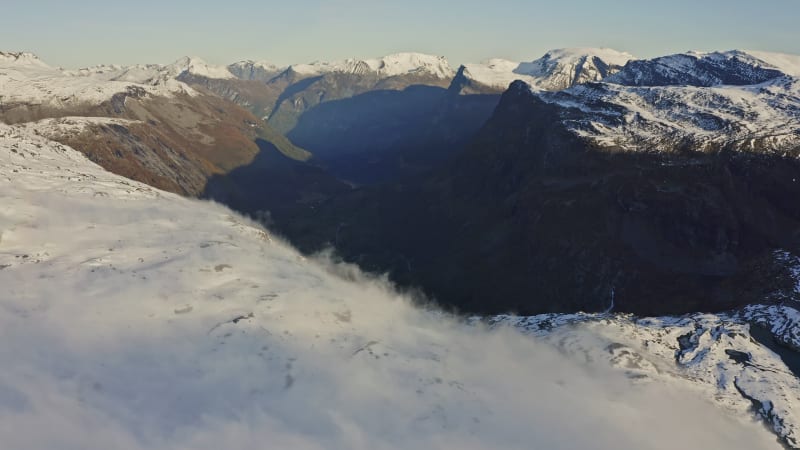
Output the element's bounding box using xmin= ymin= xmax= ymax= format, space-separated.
xmin=286 ymin=85 xmax=500 ymax=183
xmin=268 ymin=82 xmax=800 ymax=315
xmin=202 ymin=138 xmax=352 ymax=227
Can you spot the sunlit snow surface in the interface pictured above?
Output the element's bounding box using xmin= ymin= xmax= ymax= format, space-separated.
xmin=460 ymin=48 xmax=634 ymax=91
xmin=0 ymin=125 xmax=795 ymax=449
xmin=540 ymin=50 xmax=800 ymax=153
xmin=287 ymin=52 xmax=454 ymax=79
xmin=0 ymin=51 xmax=210 ymax=108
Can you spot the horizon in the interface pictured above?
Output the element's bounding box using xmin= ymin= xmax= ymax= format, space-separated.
xmin=4 ymin=0 xmax=799 ymax=69
xmin=6 ymin=46 xmax=800 ymax=71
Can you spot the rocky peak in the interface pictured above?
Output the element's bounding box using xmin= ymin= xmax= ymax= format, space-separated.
xmin=606 ymin=50 xmax=787 ymax=87
xmin=451 ymin=48 xmax=633 ymax=94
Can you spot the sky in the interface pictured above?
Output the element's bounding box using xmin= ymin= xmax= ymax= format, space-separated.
xmin=3 ymin=0 xmax=800 ymax=68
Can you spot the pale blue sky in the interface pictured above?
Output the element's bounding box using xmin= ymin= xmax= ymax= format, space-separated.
xmin=4 ymin=0 xmax=799 ymax=68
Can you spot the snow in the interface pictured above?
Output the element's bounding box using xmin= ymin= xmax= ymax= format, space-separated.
xmin=546 ymin=47 xmax=635 ymax=68
xmin=166 ymin=56 xmax=235 ymax=79
xmin=537 ymin=50 xmax=800 ymax=153
xmin=288 ymin=52 xmax=454 ymax=79
xmin=229 ymin=60 xmax=282 ymax=72
xmin=0 ymin=125 xmax=786 ymax=449
xmin=745 ymin=50 xmax=800 ymax=78
xmin=459 ymin=59 xmax=533 ymax=91
xmin=0 ymin=51 xmax=51 ymax=70
xmin=11 ymin=116 xmax=141 ymax=139
xmin=459 ymin=48 xmax=634 ymax=91
xmin=491 ymin=307 xmax=800 ymax=447
xmin=0 ymin=52 xmax=198 ymax=107
xmin=0 ymin=52 xmax=248 ymax=110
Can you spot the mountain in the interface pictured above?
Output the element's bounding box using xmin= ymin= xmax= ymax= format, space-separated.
xmin=7 ymin=48 xmax=800 ymax=320
xmin=265 ymin=50 xmax=800 ymax=317
xmin=451 ymin=48 xmax=634 ymax=94
xmin=227 ymin=60 xmax=286 ymax=82
xmin=284 ymin=52 xmax=454 ymax=79
xmin=278 ymin=49 xmax=634 ymax=184
xmin=165 ymin=49 xmax=633 ymax=185
xmin=0 ymin=122 xmax=794 ymax=449
xmin=173 ymin=53 xmax=462 ymax=183
xmin=542 ymin=50 xmax=800 ymax=153
xmin=264 ymin=52 xmax=455 ymax=133
xmin=606 ymin=50 xmax=790 ymax=87
xmin=0 ymin=52 xmax=309 ymax=195
xmin=494 ymin=304 xmax=800 ymax=448
xmin=312 ymin=48 xmax=636 ymax=183
xmin=215 ymin=53 xmax=459 ymax=184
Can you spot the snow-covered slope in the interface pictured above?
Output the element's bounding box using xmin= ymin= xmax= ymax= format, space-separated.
xmin=606 ymin=50 xmax=785 ymax=87
xmin=0 ymin=51 xmax=247 ymax=112
xmin=0 ymin=53 xmax=202 ymax=108
xmin=0 ymin=125 xmax=790 ymax=449
xmin=536 ymin=50 xmax=800 ymax=153
xmin=0 ymin=51 xmax=51 ymax=69
xmin=286 ymin=52 xmax=454 ymax=79
xmin=168 ymin=56 xmax=235 ymax=80
xmin=456 ymin=48 xmax=634 ymax=92
xmin=0 ymin=52 xmax=197 ymax=108
xmin=490 ymin=304 xmax=800 ymax=448
xmin=99 ymin=56 xmax=236 ymax=85
xmin=227 ymin=60 xmax=286 ymax=81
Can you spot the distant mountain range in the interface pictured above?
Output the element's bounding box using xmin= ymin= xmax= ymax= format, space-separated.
xmin=0 ymin=51 xmax=308 ymax=196
xmin=3 ymin=47 xmax=800 ymax=318
xmin=229 ymin=49 xmax=800 ymax=317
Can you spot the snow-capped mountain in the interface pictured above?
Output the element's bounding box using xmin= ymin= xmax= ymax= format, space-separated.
xmin=0 ymin=52 xmax=196 ymax=109
xmin=538 ymin=50 xmax=800 ymax=153
xmin=452 ymin=48 xmax=634 ymax=93
xmin=168 ymin=56 xmax=235 ymax=79
xmin=0 ymin=122 xmax=792 ymax=449
xmin=0 ymin=51 xmax=51 ymax=69
xmin=261 ymin=53 xmax=456 ymax=133
xmin=606 ymin=50 xmax=791 ymax=87
xmin=97 ymin=56 xmax=236 ymax=86
xmin=284 ymin=52 xmax=455 ymax=80
xmin=227 ymin=60 xmax=286 ymax=81
xmin=0 ymin=51 xmax=306 ymax=196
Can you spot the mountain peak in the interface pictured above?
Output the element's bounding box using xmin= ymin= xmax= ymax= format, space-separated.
xmin=167 ymin=56 xmax=235 ymax=79
xmin=0 ymin=51 xmax=51 ymax=69
xmin=514 ymin=48 xmax=635 ymax=90
xmin=454 ymin=48 xmax=633 ymax=93
xmin=229 ymin=60 xmax=282 ymax=71
xmin=537 ymin=48 xmax=635 ymax=67
xmin=227 ymin=60 xmax=286 ymax=81
xmin=371 ymin=52 xmax=453 ymax=78
xmin=731 ymin=49 xmax=800 ymax=77
xmin=286 ymin=52 xmax=454 ymax=79
xmin=605 ymin=50 xmax=790 ymax=87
